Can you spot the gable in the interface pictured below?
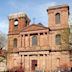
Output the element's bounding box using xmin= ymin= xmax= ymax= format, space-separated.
xmin=21 ymin=24 xmax=48 ymax=32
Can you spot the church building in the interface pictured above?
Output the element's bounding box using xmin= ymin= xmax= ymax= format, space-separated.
xmin=7 ymin=4 xmax=71 ymax=72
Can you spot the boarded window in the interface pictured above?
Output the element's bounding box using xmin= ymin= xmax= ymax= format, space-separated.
xmin=55 ymin=34 xmax=61 ymax=45
xmin=32 ymin=36 xmax=37 ymax=46
xmin=13 ymin=38 xmax=17 ymax=48
xmin=55 ymin=13 xmax=60 ymax=24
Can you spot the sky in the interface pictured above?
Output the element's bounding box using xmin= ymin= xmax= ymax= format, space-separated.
xmin=0 ymin=0 xmax=72 ymax=34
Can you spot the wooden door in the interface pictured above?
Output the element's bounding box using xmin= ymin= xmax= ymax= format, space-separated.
xmin=32 ymin=60 xmax=37 ymax=71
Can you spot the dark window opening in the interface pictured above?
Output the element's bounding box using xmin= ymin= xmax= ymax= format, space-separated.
xmin=29 ymin=55 xmax=33 ymax=56
xmin=21 ymin=35 xmax=23 ymax=37
xmin=26 ymin=20 xmax=27 ymax=24
xmin=55 ymin=34 xmax=61 ymax=45
xmin=40 ymin=54 xmax=43 ymax=56
xmin=40 ymin=33 xmax=43 ymax=35
xmin=24 ymin=55 xmax=27 ymax=56
xmin=45 ymin=32 xmax=47 ymax=35
xmin=55 ymin=13 xmax=60 ymax=24
xmin=13 ymin=38 xmax=17 ymax=48
xmin=25 ymin=20 xmax=28 ymax=27
xmin=29 ymin=54 xmax=38 ymax=56
xmin=32 ymin=36 xmax=37 ymax=46
xmin=25 ymin=34 xmax=28 ymax=36
xmin=45 ymin=54 xmax=47 ymax=56
xmin=30 ymin=33 xmax=38 ymax=36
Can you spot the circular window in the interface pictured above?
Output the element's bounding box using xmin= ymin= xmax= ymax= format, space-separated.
xmin=14 ymin=19 xmax=18 ymax=25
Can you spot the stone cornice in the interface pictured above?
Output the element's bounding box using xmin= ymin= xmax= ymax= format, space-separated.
xmin=8 ymin=12 xmax=27 ymax=19
xmin=47 ymin=4 xmax=69 ymax=12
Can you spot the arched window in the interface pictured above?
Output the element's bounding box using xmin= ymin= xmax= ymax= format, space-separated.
xmin=55 ymin=34 xmax=61 ymax=45
xmin=32 ymin=36 xmax=37 ymax=46
xmin=14 ymin=19 xmax=18 ymax=30
xmin=13 ymin=38 xmax=17 ymax=48
xmin=55 ymin=13 xmax=60 ymax=24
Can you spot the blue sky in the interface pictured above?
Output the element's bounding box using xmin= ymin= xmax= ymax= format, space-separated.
xmin=0 ymin=0 xmax=72 ymax=34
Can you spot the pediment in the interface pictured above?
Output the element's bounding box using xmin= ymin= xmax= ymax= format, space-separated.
xmin=22 ymin=24 xmax=48 ymax=32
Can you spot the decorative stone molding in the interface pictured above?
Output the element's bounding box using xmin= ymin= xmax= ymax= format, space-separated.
xmin=8 ymin=12 xmax=27 ymax=19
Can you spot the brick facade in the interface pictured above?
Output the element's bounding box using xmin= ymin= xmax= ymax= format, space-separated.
xmin=7 ymin=5 xmax=71 ymax=72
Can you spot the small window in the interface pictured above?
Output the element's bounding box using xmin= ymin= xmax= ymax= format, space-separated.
xmin=55 ymin=13 xmax=60 ymax=24
xmin=25 ymin=34 xmax=28 ymax=36
xmin=32 ymin=36 xmax=37 ymax=46
xmin=55 ymin=34 xmax=61 ymax=45
xmin=13 ymin=38 xmax=17 ymax=48
xmin=24 ymin=55 xmax=27 ymax=56
xmin=25 ymin=20 xmax=27 ymax=26
xmin=40 ymin=54 xmax=43 ymax=56
xmin=45 ymin=32 xmax=47 ymax=35
xmin=21 ymin=35 xmax=23 ymax=37
xmin=25 ymin=20 xmax=28 ymax=27
xmin=40 ymin=33 xmax=43 ymax=35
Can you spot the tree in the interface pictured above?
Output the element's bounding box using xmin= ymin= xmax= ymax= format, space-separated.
xmin=0 ymin=31 xmax=7 ymax=71
xmin=69 ymin=25 xmax=72 ymax=49
xmin=0 ymin=31 xmax=7 ymax=49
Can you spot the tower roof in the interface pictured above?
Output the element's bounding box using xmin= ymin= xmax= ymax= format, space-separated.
xmin=47 ymin=4 xmax=69 ymax=11
xmin=8 ymin=12 xmax=27 ymax=19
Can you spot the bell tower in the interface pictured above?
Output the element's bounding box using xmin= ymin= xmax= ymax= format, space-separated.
xmin=8 ymin=12 xmax=30 ymax=34
xmin=47 ymin=4 xmax=69 ymax=29
xmin=47 ymin=5 xmax=70 ymax=50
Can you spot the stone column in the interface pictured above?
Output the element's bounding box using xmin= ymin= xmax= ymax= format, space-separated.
xmin=51 ymin=52 xmax=52 ymax=72
xmin=45 ymin=54 xmax=48 ymax=72
xmin=42 ymin=54 xmax=47 ymax=71
xmin=23 ymin=35 xmax=25 ymax=48
xmin=38 ymin=33 xmax=40 ymax=46
xmin=21 ymin=35 xmax=24 ymax=48
xmin=38 ymin=54 xmax=40 ymax=70
xmin=47 ymin=32 xmax=50 ymax=48
xmin=18 ymin=35 xmax=22 ymax=48
xmin=20 ymin=35 xmax=22 ymax=48
xmin=22 ymin=55 xmax=25 ymax=71
xmin=28 ymin=34 xmax=30 ymax=47
xmin=48 ymin=52 xmax=51 ymax=72
xmin=29 ymin=55 xmax=31 ymax=72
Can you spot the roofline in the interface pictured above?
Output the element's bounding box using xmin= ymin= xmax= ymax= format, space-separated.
xmin=20 ymin=24 xmax=49 ymax=32
xmin=47 ymin=4 xmax=70 ymax=15
xmin=47 ymin=4 xmax=69 ymax=11
xmin=8 ymin=12 xmax=27 ymax=19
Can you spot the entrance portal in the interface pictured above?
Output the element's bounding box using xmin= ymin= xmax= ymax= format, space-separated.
xmin=32 ymin=60 xmax=37 ymax=71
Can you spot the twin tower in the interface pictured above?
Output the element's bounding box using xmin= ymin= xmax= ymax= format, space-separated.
xmin=8 ymin=4 xmax=69 ymax=35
